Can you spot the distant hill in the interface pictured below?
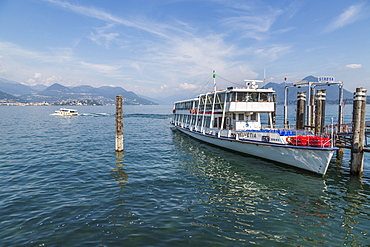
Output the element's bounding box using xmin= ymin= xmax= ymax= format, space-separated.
xmin=0 ymin=79 xmax=157 ymax=105
xmin=0 ymin=78 xmax=38 ymax=96
xmin=30 ymin=84 xmax=48 ymax=91
xmin=0 ymin=90 xmax=27 ymax=103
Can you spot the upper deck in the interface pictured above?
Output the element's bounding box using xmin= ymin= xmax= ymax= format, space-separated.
xmin=174 ymin=86 xmax=275 ymax=113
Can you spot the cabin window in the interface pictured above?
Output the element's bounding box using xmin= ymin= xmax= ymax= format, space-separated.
xmin=196 ymin=117 xmax=201 ymax=126
xmin=250 ymin=93 xmax=258 ymax=102
xmin=260 ymin=93 xmax=270 ymax=102
xmin=250 ymin=113 xmax=257 ymax=121
xmin=226 ymin=117 xmax=230 ymax=125
xmin=205 ymin=117 xmax=211 ymax=127
xmin=229 ymin=93 xmax=236 ymax=102
xmin=175 ymin=101 xmax=195 ymax=110
xmin=238 ymin=114 xmax=244 ymax=121
xmin=236 ymin=92 xmax=245 ymax=102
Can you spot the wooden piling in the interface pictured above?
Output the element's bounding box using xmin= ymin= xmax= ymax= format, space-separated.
xmin=351 ymin=88 xmax=367 ymax=174
xmin=315 ymin=89 xmax=326 ymax=135
xmin=115 ymin=95 xmax=124 ymax=152
xmin=308 ymin=86 xmax=315 ymax=128
xmin=338 ymin=83 xmax=344 ymax=132
xmin=296 ymin=91 xmax=306 ymax=130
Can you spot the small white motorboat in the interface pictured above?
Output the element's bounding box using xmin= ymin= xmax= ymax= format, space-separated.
xmin=54 ymin=108 xmax=78 ymax=116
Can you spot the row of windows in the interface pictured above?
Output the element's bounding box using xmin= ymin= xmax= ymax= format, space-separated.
xmin=174 ymin=92 xmax=274 ymax=110
xmin=173 ymin=112 xmax=258 ymax=129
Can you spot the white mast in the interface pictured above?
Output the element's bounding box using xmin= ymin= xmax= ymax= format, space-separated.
xmin=210 ymin=70 xmax=217 ymax=128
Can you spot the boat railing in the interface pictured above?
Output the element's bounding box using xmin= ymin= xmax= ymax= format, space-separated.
xmin=175 ymin=123 xmax=335 ymax=148
xmin=233 ymin=126 xmax=334 ymax=147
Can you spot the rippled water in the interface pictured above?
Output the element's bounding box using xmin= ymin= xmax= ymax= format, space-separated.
xmin=1 ymin=105 xmax=369 ymax=246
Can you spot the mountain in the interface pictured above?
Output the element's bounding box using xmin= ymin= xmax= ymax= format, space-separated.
xmin=0 ymin=78 xmax=38 ymax=96
xmin=137 ymin=94 xmax=165 ymax=105
xmin=30 ymin=84 xmax=48 ymax=91
xmin=0 ymin=78 xmax=157 ymax=105
xmin=0 ymin=90 xmax=27 ymax=103
xmin=22 ymin=83 xmax=157 ymax=105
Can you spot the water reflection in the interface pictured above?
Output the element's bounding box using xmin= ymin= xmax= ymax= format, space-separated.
xmin=106 ymin=152 xmax=134 ymax=227
xmin=110 ymin=152 xmax=129 ymax=191
xmin=172 ymin=131 xmax=341 ymax=245
xmin=173 ymin=130 xmax=370 ymax=245
xmin=341 ymin=176 xmax=369 ymax=246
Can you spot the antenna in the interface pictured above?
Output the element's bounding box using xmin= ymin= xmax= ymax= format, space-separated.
xmin=212 ymin=70 xmax=216 ymax=91
xmin=263 ymin=68 xmax=266 ymax=88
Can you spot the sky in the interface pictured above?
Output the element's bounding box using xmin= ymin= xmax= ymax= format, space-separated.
xmin=0 ymin=0 xmax=369 ymax=99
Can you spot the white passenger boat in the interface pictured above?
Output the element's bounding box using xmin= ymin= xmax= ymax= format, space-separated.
xmin=54 ymin=108 xmax=78 ymax=116
xmin=170 ymin=74 xmax=338 ymax=175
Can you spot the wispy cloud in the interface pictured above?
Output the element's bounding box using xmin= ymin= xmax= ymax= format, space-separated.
xmin=254 ymin=44 xmax=292 ymax=61
xmin=180 ymin=83 xmax=199 ymax=90
xmin=79 ymin=61 xmax=122 ymax=75
xmin=45 ymin=0 xmax=191 ymax=39
xmin=0 ymin=41 xmax=73 ymax=64
xmin=89 ymin=24 xmax=120 ymax=47
xmin=324 ymin=4 xmax=365 ymax=32
xmin=42 ymin=0 xmax=285 ymax=90
xmin=221 ymin=8 xmax=283 ymax=40
xmin=345 ymin=64 xmax=362 ymax=69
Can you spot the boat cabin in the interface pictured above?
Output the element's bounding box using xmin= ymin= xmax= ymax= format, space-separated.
xmin=172 ymin=84 xmax=275 ymax=132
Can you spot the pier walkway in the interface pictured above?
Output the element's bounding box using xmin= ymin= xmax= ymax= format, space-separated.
xmin=334 ymin=122 xmax=370 ymax=152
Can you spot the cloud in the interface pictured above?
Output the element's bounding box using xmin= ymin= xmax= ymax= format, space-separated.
xmin=45 ymin=0 xmax=191 ymax=40
xmin=79 ymin=61 xmax=122 ymax=75
xmin=254 ymin=44 xmax=291 ymax=61
xmin=0 ymin=41 xmax=73 ymax=64
xmin=346 ymin=64 xmax=362 ymax=69
xmin=26 ymin=74 xmax=63 ymax=86
xmin=221 ymin=8 xmax=283 ymax=40
xmin=89 ymin=24 xmax=120 ymax=47
xmin=180 ymin=83 xmax=199 ymax=90
xmin=325 ymin=4 xmax=364 ymax=32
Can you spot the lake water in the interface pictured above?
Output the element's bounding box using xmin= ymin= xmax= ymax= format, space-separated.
xmin=1 ymin=104 xmax=369 ymax=246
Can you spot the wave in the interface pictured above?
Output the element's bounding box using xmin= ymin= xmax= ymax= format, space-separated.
xmin=78 ymin=113 xmax=171 ymax=119
xmin=79 ymin=113 xmax=115 ymax=117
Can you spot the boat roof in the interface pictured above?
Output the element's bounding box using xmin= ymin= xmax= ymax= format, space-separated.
xmin=59 ymin=108 xmax=78 ymax=111
xmin=201 ymin=87 xmax=275 ymax=94
xmin=174 ymin=97 xmax=198 ymax=104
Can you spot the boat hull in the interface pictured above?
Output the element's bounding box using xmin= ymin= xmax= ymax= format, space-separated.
xmin=173 ymin=126 xmax=335 ymax=175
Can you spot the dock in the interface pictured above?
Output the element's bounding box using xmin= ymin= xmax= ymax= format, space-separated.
xmin=285 ymin=78 xmax=367 ymax=175
xmin=335 ymin=122 xmax=370 ymax=152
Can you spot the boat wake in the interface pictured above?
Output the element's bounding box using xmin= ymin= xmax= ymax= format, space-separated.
xmin=79 ymin=113 xmax=114 ymax=117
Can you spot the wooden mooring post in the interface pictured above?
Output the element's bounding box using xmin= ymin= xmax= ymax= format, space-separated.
xmin=115 ymin=95 xmax=124 ymax=152
xmin=315 ymin=89 xmax=326 ymax=135
xmin=351 ymin=88 xmax=367 ymax=174
xmin=296 ymin=91 xmax=306 ymax=130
